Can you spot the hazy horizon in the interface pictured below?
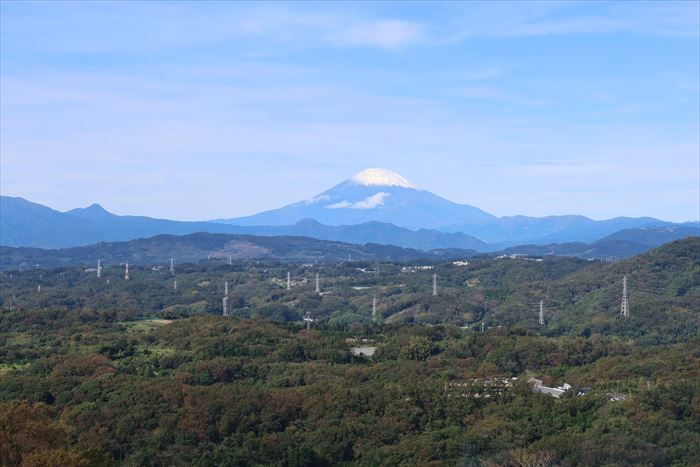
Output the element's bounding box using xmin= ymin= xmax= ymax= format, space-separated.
xmin=1 ymin=1 xmax=698 ymax=222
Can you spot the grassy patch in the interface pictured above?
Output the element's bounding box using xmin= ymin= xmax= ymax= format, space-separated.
xmin=0 ymin=362 xmax=30 ymax=374
xmin=124 ymin=318 xmax=173 ymax=333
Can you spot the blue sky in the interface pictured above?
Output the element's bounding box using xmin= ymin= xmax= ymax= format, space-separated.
xmin=1 ymin=1 xmax=698 ymax=221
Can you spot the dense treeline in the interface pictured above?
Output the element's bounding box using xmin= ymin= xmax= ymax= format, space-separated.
xmin=0 ymin=239 xmax=698 ymax=465
xmin=1 ymin=315 xmax=698 ymax=466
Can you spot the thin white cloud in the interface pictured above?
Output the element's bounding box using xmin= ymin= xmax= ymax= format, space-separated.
xmin=442 ymin=1 xmax=699 ymax=42
xmin=451 ymin=67 xmax=508 ymax=81
xmin=448 ymin=85 xmax=549 ymax=107
xmin=327 ymin=192 xmax=390 ymax=209
xmin=0 ymin=3 xmax=429 ymax=54
xmin=332 ymin=20 xmax=426 ymax=49
xmin=454 ymin=86 xmax=508 ymax=100
xmin=303 ymin=194 xmax=330 ymax=205
xmin=3 ymin=2 xmax=694 ymax=61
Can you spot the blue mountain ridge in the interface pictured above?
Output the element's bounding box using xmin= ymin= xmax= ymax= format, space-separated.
xmin=1 ymin=169 xmax=696 ymax=251
xmin=0 ymin=196 xmax=485 ymax=250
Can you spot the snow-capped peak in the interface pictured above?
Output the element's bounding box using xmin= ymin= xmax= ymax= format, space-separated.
xmin=349 ymin=168 xmax=421 ymax=190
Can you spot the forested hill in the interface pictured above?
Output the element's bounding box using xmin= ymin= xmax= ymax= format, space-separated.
xmin=486 ymin=237 xmax=699 ymax=343
xmin=495 ymin=225 xmax=698 ymax=260
xmin=0 ymin=232 xmax=476 ymax=270
xmin=408 ymin=237 xmax=699 ymax=343
xmin=1 ymin=237 xmax=696 ymax=343
xmin=0 ymin=238 xmax=698 ymax=466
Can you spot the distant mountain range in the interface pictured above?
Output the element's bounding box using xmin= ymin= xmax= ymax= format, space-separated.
xmin=0 ymin=232 xmax=476 ymax=270
xmin=0 ymin=196 xmax=239 ymax=248
xmin=1 ymin=168 xmax=697 ymax=253
xmin=498 ymin=225 xmax=700 ymax=260
xmin=213 ymin=218 xmax=488 ymax=252
xmin=2 ymin=224 xmax=698 ymax=271
xmin=0 ymin=196 xmax=487 ymax=251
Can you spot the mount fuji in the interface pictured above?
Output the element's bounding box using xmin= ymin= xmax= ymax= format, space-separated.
xmin=218 ymin=168 xmax=495 ymax=231
xmin=218 ymin=168 xmax=693 ymax=244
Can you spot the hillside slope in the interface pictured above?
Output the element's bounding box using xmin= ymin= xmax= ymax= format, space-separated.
xmin=0 ymin=232 xmax=477 ymax=269
xmin=476 ymin=237 xmax=700 ymax=343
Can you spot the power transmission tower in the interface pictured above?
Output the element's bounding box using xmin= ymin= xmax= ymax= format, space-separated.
xmin=170 ymin=258 xmax=175 ymax=275
xmin=538 ymin=300 xmax=545 ymax=326
xmin=303 ymin=312 xmax=313 ymax=330
xmin=315 ymin=272 xmax=320 ymax=294
xmin=432 ymin=273 xmax=438 ymax=296
xmin=222 ymin=296 xmax=228 ymax=317
xmin=372 ymin=296 xmax=377 ymax=321
xmin=97 ymin=259 xmax=102 ymax=278
xmin=124 ymin=262 xmax=129 ymax=281
xmin=224 ymin=281 xmax=229 ymax=296
xmin=621 ymin=275 xmax=629 ymax=317
xmin=287 ymin=271 xmax=291 ymax=290
xmin=173 ymin=280 xmax=177 ymax=291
